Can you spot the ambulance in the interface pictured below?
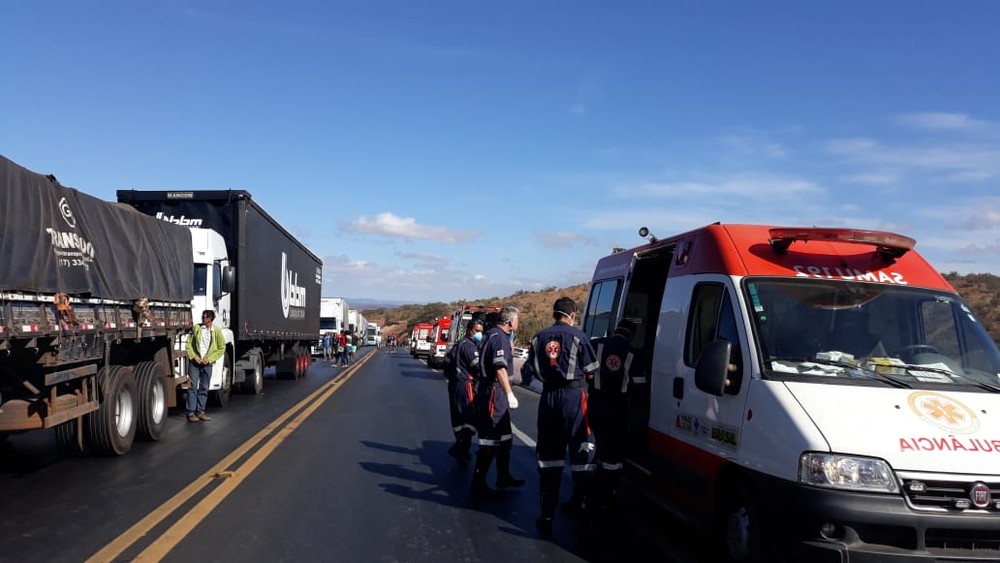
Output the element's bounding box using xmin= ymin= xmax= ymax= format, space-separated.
xmin=581 ymin=223 xmax=1000 ymax=562
xmin=427 ymin=316 xmax=453 ymax=368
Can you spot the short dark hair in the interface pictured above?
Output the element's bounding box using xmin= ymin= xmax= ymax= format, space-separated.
xmin=552 ymin=297 xmax=576 ymax=321
xmin=201 ymin=310 xmax=215 ymax=320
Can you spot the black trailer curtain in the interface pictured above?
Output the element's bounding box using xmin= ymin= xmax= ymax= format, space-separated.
xmin=0 ymin=155 xmax=193 ymax=302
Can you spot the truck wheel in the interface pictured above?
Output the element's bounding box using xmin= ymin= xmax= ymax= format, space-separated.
xmin=210 ymin=351 xmax=234 ymax=407
xmin=134 ymin=361 xmax=167 ymax=441
xmin=243 ymin=357 xmax=264 ymax=395
xmin=55 ymin=419 xmax=86 ymax=454
xmin=719 ymin=484 xmax=765 ymax=563
xmin=276 ymin=357 xmax=296 ymax=380
xmin=86 ymin=365 xmax=138 ymax=456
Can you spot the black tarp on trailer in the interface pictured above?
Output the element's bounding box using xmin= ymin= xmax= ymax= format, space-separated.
xmin=0 ymin=156 xmax=193 ymax=302
xmin=115 ymin=190 xmax=321 ymax=342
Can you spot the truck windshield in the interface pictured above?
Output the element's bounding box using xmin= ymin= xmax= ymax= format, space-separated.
xmin=746 ymin=278 xmax=1000 ymax=391
xmin=193 ymin=265 xmax=208 ymax=297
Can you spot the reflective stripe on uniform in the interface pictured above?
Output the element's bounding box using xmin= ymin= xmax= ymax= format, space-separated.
xmin=479 ymin=438 xmax=500 ymax=446
xmin=538 ymin=459 xmax=566 ymax=468
xmin=621 ymin=351 xmax=634 ymax=393
xmin=593 ymin=342 xmax=604 ymax=390
xmin=631 ymin=376 xmax=647 ymax=384
xmin=500 ymin=434 xmax=512 ymax=442
xmin=571 ymin=463 xmax=597 ymax=472
xmin=599 ymin=461 xmax=623 ymax=471
xmin=566 ymin=336 xmax=580 ymax=380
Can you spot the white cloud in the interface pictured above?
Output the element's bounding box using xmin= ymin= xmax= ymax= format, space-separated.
xmin=841 ymin=173 xmax=899 ymax=185
xmin=895 ymin=112 xmax=993 ymax=132
xmin=825 ymin=137 xmax=1000 ymax=180
xmin=534 ymin=231 xmax=599 ymax=249
xmin=611 ymin=173 xmax=822 ymax=200
xmin=395 ymin=251 xmax=451 ymax=265
xmin=341 ymin=212 xmax=479 ymax=244
xmin=720 ymin=132 xmax=788 ymax=158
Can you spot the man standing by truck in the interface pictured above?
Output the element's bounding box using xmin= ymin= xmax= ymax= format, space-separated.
xmin=524 ymin=297 xmax=600 ymax=535
xmin=186 ymin=310 xmax=226 ymax=422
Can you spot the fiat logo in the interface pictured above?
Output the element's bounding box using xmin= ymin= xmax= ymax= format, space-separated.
xmin=970 ymin=482 xmax=991 ymax=509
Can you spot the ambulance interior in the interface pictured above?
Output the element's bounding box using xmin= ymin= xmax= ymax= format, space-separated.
xmin=750 ymin=279 xmax=1000 ymax=390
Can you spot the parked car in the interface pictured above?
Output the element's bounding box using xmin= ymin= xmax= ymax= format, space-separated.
xmin=512 ymin=347 xmax=529 ymax=359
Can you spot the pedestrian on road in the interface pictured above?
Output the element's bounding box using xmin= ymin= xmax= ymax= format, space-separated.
xmin=338 ymin=331 xmax=348 ymax=366
xmin=445 ymin=318 xmax=484 ymax=464
xmin=523 ymin=296 xmax=599 ymax=534
xmin=588 ymin=319 xmax=637 ymax=511
xmin=322 ymin=332 xmax=333 ymax=361
xmin=471 ymin=306 xmax=525 ymax=497
xmin=185 ymin=309 xmax=226 ymax=423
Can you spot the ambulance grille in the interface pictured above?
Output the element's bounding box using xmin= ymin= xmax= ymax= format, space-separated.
xmin=902 ymin=478 xmax=1000 ymax=512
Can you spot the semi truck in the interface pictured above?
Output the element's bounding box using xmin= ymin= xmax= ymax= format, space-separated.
xmin=364 ymin=322 xmax=382 ymax=347
xmin=0 ymin=155 xmax=198 ymax=455
xmin=579 ymin=224 xmax=1000 ymax=562
xmin=117 ymin=189 xmax=322 ymax=393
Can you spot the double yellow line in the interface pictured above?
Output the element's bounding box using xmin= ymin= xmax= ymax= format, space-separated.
xmin=88 ymin=353 xmax=373 ymax=562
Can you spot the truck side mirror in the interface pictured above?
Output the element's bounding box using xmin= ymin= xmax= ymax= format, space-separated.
xmin=695 ymin=340 xmax=732 ymax=396
xmin=221 ymin=266 xmax=236 ymax=293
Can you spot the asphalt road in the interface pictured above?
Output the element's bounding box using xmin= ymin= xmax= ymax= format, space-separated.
xmin=0 ymin=348 xmax=708 ymax=563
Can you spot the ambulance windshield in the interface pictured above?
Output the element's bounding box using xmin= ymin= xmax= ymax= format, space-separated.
xmin=746 ymin=279 xmax=1000 ymax=391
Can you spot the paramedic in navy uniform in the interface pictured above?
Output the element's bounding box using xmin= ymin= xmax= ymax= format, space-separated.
xmin=588 ymin=319 xmax=637 ymax=511
xmin=470 ymin=306 xmax=526 ymax=497
xmin=523 ymin=297 xmax=599 ymax=535
xmin=445 ymin=318 xmax=484 ymax=464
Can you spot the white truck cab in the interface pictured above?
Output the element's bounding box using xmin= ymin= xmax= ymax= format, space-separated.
xmin=183 ymin=227 xmax=237 ymax=405
xmin=582 ymin=224 xmax=1000 ymax=562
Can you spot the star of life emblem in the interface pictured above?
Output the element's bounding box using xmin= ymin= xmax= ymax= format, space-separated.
xmin=605 ymin=354 xmax=622 ymax=371
xmin=546 ymin=340 xmax=561 ymax=366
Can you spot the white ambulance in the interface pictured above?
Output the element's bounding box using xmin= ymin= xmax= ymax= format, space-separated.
xmin=581 ymin=224 xmax=1000 ymax=562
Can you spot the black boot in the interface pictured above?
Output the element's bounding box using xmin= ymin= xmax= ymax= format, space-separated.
xmin=495 ymin=444 xmax=525 ymax=488
xmin=537 ymin=469 xmax=561 ymax=536
xmin=561 ymin=471 xmax=592 ymax=517
xmin=470 ymin=449 xmax=496 ymax=499
xmin=459 ymin=428 xmax=474 ymax=463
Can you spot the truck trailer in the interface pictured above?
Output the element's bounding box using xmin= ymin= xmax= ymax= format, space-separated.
xmin=0 ymin=156 xmax=196 ymax=455
xmin=117 ymin=189 xmax=322 ymax=389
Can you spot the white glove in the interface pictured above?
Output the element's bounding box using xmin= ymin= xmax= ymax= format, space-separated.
xmin=506 ymin=392 xmax=519 ymax=410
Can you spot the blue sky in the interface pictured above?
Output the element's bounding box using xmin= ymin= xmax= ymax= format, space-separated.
xmin=3 ymin=1 xmax=998 ymax=304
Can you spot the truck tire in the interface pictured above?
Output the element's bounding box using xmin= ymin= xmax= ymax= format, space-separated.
xmin=210 ymin=350 xmax=234 ymax=407
xmin=276 ymin=357 xmax=297 ymax=380
xmin=55 ymin=419 xmax=85 ymax=454
xmin=86 ymin=365 xmax=138 ymax=456
xmin=242 ymin=356 xmax=264 ymax=395
xmin=134 ymin=361 xmax=167 ymax=441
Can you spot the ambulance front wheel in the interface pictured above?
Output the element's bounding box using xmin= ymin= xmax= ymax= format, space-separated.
xmin=720 ymin=485 xmax=765 ymax=563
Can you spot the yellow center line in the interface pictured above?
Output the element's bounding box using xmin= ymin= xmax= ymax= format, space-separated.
xmin=87 ymin=352 xmax=374 ymax=563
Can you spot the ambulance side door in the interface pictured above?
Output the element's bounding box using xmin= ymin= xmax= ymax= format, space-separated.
xmin=674 ymin=276 xmax=751 ymax=462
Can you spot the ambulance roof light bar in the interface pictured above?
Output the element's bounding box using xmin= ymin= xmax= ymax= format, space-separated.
xmin=769 ymin=227 xmax=916 ymax=260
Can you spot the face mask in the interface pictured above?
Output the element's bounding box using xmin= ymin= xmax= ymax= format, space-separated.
xmin=472 ymin=332 xmax=483 ymax=343
xmin=508 ymin=330 xmax=516 ymax=343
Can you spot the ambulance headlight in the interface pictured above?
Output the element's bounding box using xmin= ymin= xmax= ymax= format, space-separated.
xmin=798 ymin=453 xmax=899 ymax=493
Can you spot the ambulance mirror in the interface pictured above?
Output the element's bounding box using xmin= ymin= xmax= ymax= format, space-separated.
xmin=695 ymin=340 xmax=732 ymax=396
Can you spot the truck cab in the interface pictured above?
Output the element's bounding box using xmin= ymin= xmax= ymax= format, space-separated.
xmin=184 ymin=227 xmax=237 ymax=406
xmin=581 ymin=224 xmax=1000 ymax=562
